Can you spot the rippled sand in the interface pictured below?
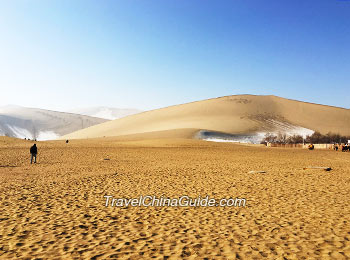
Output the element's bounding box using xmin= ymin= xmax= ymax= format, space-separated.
xmin=1 ymin=137 xmax=350 ymax=259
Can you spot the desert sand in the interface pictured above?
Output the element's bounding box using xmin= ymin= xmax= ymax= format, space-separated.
xmin=1 ymin=136 xmax=350 ymax=259
xmin=62 ymin=95 xmax=350 ymax=140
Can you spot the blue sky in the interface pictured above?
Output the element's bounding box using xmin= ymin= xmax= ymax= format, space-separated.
xmin=0 ymin=0 xmax=349 ymax=111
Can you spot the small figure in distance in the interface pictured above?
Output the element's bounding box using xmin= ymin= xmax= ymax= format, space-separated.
xmin=343 ymin=144 xmax=349 ymax=152
xmin=334 ymin=144 xmax=338 ymax=151
xmin=30 ymin=144 xmax=38 ymax=164
xmin=308 ymin=144 xmax=314 ymax=150
xmin=66 ymin=140 xmax=69 ymax=144
xmin=342 ymin=144 xmax=345 ymax=152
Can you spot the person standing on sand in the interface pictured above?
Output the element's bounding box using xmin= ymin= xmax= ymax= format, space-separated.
xmin=30 ymin=144 xmax=38 ymax=164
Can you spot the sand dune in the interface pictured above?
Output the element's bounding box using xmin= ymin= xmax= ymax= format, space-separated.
xmin=1 ymin=136 xmax=350 ymax=258
xmin=62 ymin=95 xmax=350 ymax=141
xmin=0 ymin=105 xmax=107 ymax=140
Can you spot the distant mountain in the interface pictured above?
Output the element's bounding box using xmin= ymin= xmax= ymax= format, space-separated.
xmin=0 ymin=105 xmax=107 ymax=141
xmin=62 ymin=95 xmax=350 ymax=143
xmin=68 ymin=107 xmax=142 ymax=120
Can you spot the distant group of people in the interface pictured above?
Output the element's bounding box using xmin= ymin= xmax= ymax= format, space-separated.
xmin=25 ymin=138 xmax=37 ymax=141
xmin=304 ymin=143 xmax=350 ymax=152
xmin=333 ymin=144 xmax=348 ymax=152
xmin=341 ymin=144 xmax=349 ymax=152
xmin=333 ymin=144 xmax=349 ymax=152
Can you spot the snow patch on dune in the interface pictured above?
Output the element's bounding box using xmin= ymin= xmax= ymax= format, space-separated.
xmin=199 ymin=131 xmax=267 ymax=144
xmin=6 ymin=125 xmax=33 ymax=139
xmin=4 ymin=125 xmax=59 ymax=140
xmin=265 ymin=119 xmax=314 ymax=138
xmin=197 ymin=120 xmax=314 ymax=144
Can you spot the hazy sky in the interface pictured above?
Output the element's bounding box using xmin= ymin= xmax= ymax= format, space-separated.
xmin=1 ymin=0 xmax=349 ymax=111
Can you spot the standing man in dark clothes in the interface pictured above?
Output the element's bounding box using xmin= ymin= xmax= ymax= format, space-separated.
xmin=30 ymin=144 xmax=38 ymax=164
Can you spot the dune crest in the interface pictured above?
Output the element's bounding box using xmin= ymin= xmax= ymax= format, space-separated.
xmin=62 ymin=95 xmax=350 ymax=141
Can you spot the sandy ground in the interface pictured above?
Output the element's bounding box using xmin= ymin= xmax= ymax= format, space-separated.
xmin=1 ymin=137 xmax=350 ymax=259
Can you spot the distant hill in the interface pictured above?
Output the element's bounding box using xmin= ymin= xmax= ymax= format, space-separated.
xmin=0 ymin=105 xmax=107 ymax=141
xmin=61 ymin=95 xmax=350 ymax=143
xmin=68 ymin=107 xmax=142 ymax=120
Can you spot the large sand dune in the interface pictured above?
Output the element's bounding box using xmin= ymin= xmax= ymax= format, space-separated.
xmin=0 ymin=105 xmax=107 ymax=140
xmin=62 ymin=95 xmax=350 ymax=141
